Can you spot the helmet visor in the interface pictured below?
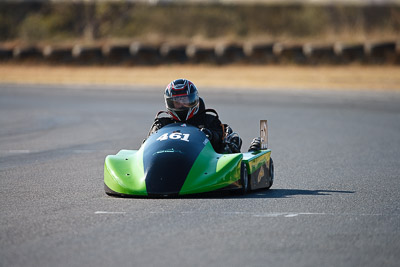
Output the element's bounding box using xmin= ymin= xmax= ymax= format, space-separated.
xmin=165 ymin=93 xmax=198 ymax=111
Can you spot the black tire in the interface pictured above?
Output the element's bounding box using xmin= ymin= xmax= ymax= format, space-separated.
xmin=265 ymin=158 xmax=274 ymax=190
xmin=238 ymin=161 xmax=249 ymax=195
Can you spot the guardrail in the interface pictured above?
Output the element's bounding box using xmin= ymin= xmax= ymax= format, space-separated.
xmin=0 ymin=41 xmax=398 ymax=65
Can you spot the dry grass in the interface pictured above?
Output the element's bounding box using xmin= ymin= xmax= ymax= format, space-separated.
xmin=0 ymin=64 xmax=399 ymax=92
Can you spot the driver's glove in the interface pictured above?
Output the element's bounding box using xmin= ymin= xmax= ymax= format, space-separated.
xmin=248 ymin=137 xmax=261 ymax=152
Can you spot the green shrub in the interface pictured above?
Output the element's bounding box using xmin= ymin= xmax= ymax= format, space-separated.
xmin=0 ymin=2 xmax=398 ymax=43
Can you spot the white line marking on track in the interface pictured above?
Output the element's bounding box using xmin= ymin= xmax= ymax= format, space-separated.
xmin=95 ymin=211 xmax=126 ymax=214
xmin=2 ymin=150 xmax=31 ymax=153
xmin=253 ymin=212 xmax=326 ymax=217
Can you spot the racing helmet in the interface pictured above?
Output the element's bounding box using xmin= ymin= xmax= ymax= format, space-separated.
xmin=164 ymin=79 xmax=200 ymax=121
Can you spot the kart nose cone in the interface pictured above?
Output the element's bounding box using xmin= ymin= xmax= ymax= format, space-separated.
xmin=144 ymin=151 xmax=193 ymax=196
xmin=143 ymin=125 xmax=206 ymax=196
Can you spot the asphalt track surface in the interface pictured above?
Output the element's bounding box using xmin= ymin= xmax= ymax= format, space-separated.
xmin=1 ymin=83 xmax=400 ymax=267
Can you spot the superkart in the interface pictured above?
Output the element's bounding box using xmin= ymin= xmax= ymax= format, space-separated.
xmin=104 ymin=122 xmax=274 ymax=197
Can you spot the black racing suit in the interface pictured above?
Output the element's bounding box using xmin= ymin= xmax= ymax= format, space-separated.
xmin=147 ymin=98 xmax=236 ymax=153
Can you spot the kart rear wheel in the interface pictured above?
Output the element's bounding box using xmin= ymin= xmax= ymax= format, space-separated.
xmin=265 ymin=158 xmax=274 ymax=190
xmin=237 ymin=161 xmax=249 ymax=195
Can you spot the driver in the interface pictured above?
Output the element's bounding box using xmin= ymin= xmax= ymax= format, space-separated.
xmin=147 ymin=78 xmax=242 ymax=153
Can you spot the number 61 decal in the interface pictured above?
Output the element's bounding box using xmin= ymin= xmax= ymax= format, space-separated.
xmin=157 ymin=132 xmax=190 ymax=142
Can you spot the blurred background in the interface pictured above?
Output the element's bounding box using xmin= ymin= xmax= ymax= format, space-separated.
xmin=0 ymin=0 xmax=399 ymax=66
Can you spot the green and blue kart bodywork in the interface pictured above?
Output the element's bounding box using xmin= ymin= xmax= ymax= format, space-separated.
xmin=104 ymin=124 xmax=273 ymax=197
